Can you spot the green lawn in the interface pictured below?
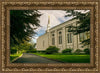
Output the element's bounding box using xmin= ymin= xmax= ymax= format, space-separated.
xmin=10 ymin=53 xmax=22 ymax=62
xmin=33 ymin=53 xmax=90 ymax=63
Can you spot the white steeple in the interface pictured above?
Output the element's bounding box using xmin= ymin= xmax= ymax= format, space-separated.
xmin=47 ymin=15 xmax=50 ymax=32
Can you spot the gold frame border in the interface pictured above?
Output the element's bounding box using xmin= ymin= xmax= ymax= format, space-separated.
xmin=1 ymin=1 xmax=99 ymax=72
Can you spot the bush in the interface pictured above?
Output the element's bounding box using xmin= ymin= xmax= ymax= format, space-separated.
xmin=62 ymin=48 xmax=72 ymax=54
xmin=45 ymin=46 xmax=59 ymax=54
xmin=74 ymin=49 xmax=82 ymax=54
xmin=10 ymin=47 xmax=17 ymax=54
xmin=84 ymin=48 xmax=90 ymax=54
xmin=37 ymin=50 xmax=46 ymax=53
xmin=26 ymin=49 xmax=37 ymax=53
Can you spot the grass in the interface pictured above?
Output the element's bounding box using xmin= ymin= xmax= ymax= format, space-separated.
xmin=33 ymin=53 xmax=90 ymax=63
xmin=10 ymin=53 xmax=22 ymax=62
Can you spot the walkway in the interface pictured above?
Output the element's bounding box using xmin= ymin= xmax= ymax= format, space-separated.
xmin=13 ymin=53 xmax=61 ymax=63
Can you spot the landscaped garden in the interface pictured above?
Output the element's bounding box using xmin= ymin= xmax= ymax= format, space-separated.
xmin=32 ymin=46 xmax=90 ymax=63
xmin=10 ymin=44 xmax=90 ymax=63
xmin=33 ymin=53 xmax=90 ymax=63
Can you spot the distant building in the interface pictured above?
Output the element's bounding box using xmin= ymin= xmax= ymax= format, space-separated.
xmin=36 ymin=16 xmax=89 ymax=52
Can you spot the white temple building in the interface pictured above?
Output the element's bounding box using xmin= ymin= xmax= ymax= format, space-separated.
xmin=36 ymin=16 xmax=89 ymax=52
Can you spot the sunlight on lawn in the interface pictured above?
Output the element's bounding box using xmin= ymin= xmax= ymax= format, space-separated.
xmin=33 ymin=53 xmax=90 ymax=63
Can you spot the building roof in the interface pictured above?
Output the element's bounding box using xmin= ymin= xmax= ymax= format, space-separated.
xmin=49 ymin=18 xmax=76 ymax=30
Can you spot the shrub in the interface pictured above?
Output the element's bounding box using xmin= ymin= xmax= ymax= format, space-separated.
xmin=37 ymin=50 xmax=46 ymax=53
xmin=74 ymin=49 xmax=82 ymax=54
xmin=26 ymin=49 xmax=37 ymax=53
xmin=62 ymin=48 xmax=72 ymax=54
xmin=84 ymin=48 xmax=90 ymax=54
xmin=10 ymin=47 xmax=17 ymax=54
xmin=45 ymin=46 xmax=59 ymax=54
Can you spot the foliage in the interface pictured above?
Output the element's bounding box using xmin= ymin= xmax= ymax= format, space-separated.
xmin=37 ymin=50 xmax=46 ymax=53
xmin=10 ymin=46 xmax=18 ymax=54
xmin=26 ymin=49 xmax=37 ymax=53
xmin=19 ymin=42 xmax=31 ymax=50
xmin=62 ymin=48 xmax=72 ymax=54
xmin=10 ymin=41 xmax=36 ymax=54
xmin=10 ymin=10 xmax=41 ymax=45
xmin=74 ymin=49 xmax=83 ymax=54
xmin=84 ymin=48 xmax=90 ymax=54
xmin=33 ymin=43 xmax=36 ymax=48
xmin=25 ymin=43 xmax=37 ymax=53
xmin=45 ymin=46 xmax=59 ymax=54
xmin=65 ymin=10 xmax=90 ymax=47
xmin=10 ymin=53 xmax=22 ymax=62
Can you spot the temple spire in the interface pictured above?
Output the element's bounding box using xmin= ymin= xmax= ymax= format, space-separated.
xmin=47 ymin=15 xmax=50 ymax=32
xmin=48 ymin=15 xmax=50 ymax=24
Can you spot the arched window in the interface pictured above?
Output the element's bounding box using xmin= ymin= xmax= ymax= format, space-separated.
xmin=52 ymin=34 xmax=55 ymax=45
xmin=67 ymin=33 xmax=72 ymax=43
xmin=59 ymin=31 xmax=62 ymax=44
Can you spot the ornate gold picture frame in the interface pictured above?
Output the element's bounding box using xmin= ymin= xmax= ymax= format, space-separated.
xmin=0 ymin=0 xmax=100 ymax=73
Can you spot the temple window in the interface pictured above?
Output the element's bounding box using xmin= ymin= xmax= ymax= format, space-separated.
xmin=59 ymin=31 xmax=62 ymax=44
xmin=67 ymin=33 xmax=72 ymax=43
xmin=52 ymin=34 xmax=55 ymax=45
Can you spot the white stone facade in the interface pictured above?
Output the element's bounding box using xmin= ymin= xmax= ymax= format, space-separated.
xmin=36 ymin=18 xmax=89 ymax=52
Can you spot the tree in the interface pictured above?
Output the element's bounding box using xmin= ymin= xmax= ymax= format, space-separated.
xmin=65 ymin=10 xmax=90 ymax=47
xmin=33 ymin=43 xmax=36 ymax=48
xmin=10 ymin=10 xmax=41 ymax=45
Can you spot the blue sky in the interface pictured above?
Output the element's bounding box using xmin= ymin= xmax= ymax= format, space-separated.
xmin=31 ymin=10 xmax=89 ymax=43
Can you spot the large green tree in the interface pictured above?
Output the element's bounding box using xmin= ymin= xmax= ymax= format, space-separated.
xmin=10 ymin=10 xmax=41 ymax=45
xmin=65 ymin=10 xmax=90 ymax=47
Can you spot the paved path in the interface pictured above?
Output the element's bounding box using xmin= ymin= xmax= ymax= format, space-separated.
xmin=13 ymin=53 xmax=61 ymax=63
